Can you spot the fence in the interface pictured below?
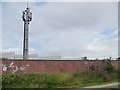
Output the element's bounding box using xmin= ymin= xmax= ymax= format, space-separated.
xmin=0 ymin=52 xmax=117 ymax=60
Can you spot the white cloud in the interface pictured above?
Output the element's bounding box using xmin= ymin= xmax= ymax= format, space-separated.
xmin=1 ymin=0 xmax=119 ymax=2
xmin=0 ymin=3 xmax=2 ymax=52
xmin=2 ymin=2 xmax=118 ymax=59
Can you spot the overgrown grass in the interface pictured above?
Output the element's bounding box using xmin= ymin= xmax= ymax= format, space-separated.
xmin=2 ymin=71 xmax=119 ymax=88
xmin=2 ymin=60 xmax=120 ymax=88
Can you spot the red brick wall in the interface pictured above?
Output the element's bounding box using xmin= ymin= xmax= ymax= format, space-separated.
xmin=1 ymin=60 xmax=119 ymax=75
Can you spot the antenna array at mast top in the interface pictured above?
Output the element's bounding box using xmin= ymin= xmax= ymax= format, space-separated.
xmin=27 ymin=2 xmax=29 ymax=8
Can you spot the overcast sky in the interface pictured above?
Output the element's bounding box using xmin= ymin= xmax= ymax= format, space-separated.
xmin=1 ymin=0 xmax=118 ymax=59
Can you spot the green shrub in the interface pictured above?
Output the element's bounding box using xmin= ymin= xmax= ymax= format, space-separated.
xmin=44 ymin=75 xmax=57 ymax=88
xmin=103 ymin=60 xmax=116 ymax=73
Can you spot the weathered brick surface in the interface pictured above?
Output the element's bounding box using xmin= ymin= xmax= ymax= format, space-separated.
xmin=1 ymin=60 xmax=119 ymax=75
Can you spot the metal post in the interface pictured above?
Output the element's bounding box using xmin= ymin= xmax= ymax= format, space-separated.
xmin=22 ymin=5 xmax=32 ymax=60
